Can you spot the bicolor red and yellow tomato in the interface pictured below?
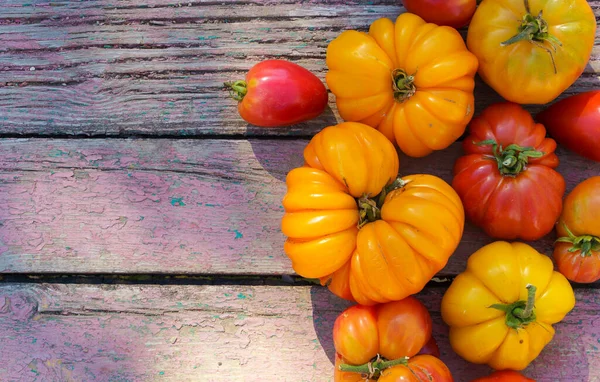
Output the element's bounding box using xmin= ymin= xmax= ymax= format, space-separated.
xmin=225 ymin=59 xmax=328 ymax=127
xmin=554 ymin=176 xmax=600 ymax=283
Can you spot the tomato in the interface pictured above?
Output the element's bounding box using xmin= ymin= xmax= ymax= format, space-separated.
xmin=224 ymin=59 xmax=328 ymax=127
xmin=282 ymin=122 xmax=464 ymax=305
xmin=334 ymin=353 xmax=453 ymax=382
xmin=553 ymin=176 xmax=600 ymax=283
xmin=536 ymin=90 xmax=600 ymax=162
xmin=441 ymin=241 xmax=576 ymax=371
xmin=467 ymin=0 xmax=596 ymax=104
xmin=401 ymin=0 xmax=477 ymax=29
xmin=452 ymin=102 xmax=565 ymax=241
xmin=333 ymin=298 xmax=432 ymax=367
xmin=471 ymin=370 xmax=535 ymax=382
xmin=326 ymin=13 xmax=478 ymax=158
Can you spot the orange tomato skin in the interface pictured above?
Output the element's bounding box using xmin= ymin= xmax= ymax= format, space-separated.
xmin=554 ymin=176 xmax=600 ymax=283
xmin=333 ymin=298 xmax=432 ymax=366
xmin=326 ymin=13 xmax=478 ymax=158
xmin=282 ymin=123 xmax=464 ymax=305
xmin=471 ymin=370 xmax=535 ymax=382
xmin=378 ymin=356 xmax=454 ymax=382
xmin=467 ymin=0 xmax=596 ymax=104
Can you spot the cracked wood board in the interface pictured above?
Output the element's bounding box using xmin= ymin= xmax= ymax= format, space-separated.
xmin=0 ymin=283 xmax=599 ymax=381
xmin=0 ymin=0 xmax=598 ymax=136
xmin=0 ymin=138 xmax=598 ymax=275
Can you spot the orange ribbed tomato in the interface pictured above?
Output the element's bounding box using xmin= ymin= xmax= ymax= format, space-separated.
xmin=326 ymin=12 xmax=478 ymax=158
xmin=282 ymin=122 xmax=464 ymax=305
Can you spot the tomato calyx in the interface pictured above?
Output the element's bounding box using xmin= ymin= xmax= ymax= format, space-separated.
xmin=556 ymin=222 xmax=600 ymax=257
xmin=339 ymin=354 xmax=409 ymax=379
xmin=489 ymin=284 xmax=537 ymax=329
xmin=224 ymin=80 xmax=248 ymax=101
xmin=500 ymin=0 xmax=562 ymax=74
xmin=477 ymin=139 xmax=544 ymax=177
xmin=392 ymin=69 xmax=417 ymax=103
xmin=358 ymin=177 xmax=407 ymax=228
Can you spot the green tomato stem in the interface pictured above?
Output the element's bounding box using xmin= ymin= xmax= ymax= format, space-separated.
xmin=224 ymin=80 xmax=248 ymax=101
xmin=339 ymin=356 xmax=409 ymax=378
xmin=477 ymin=139 xmax=544 ymax=177
xmin=490 ymin=284 xmax=537 ymax=329
xmin=555 ymin=222 xmax=600 ymax=257
xmin=499 ymin=0 xmax=562 ymax=73
xmin=391 ymin=69 xmax=416 ymax=103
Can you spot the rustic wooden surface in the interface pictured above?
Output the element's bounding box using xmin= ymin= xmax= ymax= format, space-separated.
xmin=1 ymin=283 xmax=599 ymax=382
xmin=0 ymin=139 xmax=598 ymax=275
xmin=1 ymin=0 xmax=600 ymax=381
xmin=0 ymin=1 xmax=598 ymax=137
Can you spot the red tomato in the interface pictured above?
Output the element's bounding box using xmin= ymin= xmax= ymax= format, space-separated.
xmin=554 ymin=176 xmax=600 ymax=283
xmin=401 ymin=0 xmax=477 ymax=29
xmin=333 ymin=298 xmax=432 ymax=367
xmin=452 ymin=102 xmax=565 ymax=241
xmin=224 ymin=59 xmax=328 ymax=127
xmin=471 ymin=370 xmax=535 ymax=382
xmin=536 ymin=90 xmax=600 ymax=162
xmin=417 ymin=336 xmax=440 ymax=358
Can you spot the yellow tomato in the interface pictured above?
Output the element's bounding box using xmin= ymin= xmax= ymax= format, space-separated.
xmin=467 ymin=0 xmax=596 ymax=104
xmin=326 ymin=13 xmax=478 ymax=158
xmin=282 ymin=122 xmax=464 ymax=305
xmin=441 ymin=241 xmax=576 ymax=370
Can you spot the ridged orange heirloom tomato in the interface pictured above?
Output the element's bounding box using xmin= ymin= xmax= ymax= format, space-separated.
xmin=452 ymin=102 xmax=565 ymax=241
xmin=224 ymin=59 xmax=328 ymax=127
xmin=441 ymin=242 xmax=576 ymax=371
xmin=471 ymin=370 xmax=535 ymax=382
xmin=467 ymin=0 xmax=596 ymax=104
xmin=326 ymin=13 xmax=478 ymax=158
xmin=281 ymin=122 xmax=464 ymax=305
xmin=333 ymin=298 xmax=452 ymax=381
xmin=554 ymin=177 xmax=600 ymax=283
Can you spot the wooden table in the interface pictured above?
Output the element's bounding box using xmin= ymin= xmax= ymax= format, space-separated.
xmin=0 ymin=1 xmax=599 ymax=381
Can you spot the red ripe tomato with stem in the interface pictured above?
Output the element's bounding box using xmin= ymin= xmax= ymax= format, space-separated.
xmin=452 ymin=102 xmax=565 ymax=241
xmin=401 ymin=0 xmax=477 ymax=29
xmin=224 ymin=59 xmax=328 ymax=127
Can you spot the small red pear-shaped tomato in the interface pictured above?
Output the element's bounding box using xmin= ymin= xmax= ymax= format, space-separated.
xmin=224 ymin=59 xmax=328 ymax=127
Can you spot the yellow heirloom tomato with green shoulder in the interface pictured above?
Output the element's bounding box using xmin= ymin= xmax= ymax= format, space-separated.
xmin=441 ymin=241 xmax=576 ymax=371
xmin=467 ymin=0 xmax=596 ymax=104
xmin=326 ymin=13 xmax=478 ymax=158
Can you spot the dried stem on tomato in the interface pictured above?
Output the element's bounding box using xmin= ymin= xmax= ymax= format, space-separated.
xmin=556 ymin=222 xmax=600 ymax=257
xmin=358 ymin=177 xmax=408 ymax=228
xmin=391 ymin=69 xmax=417 ymax=103
xmin=224 ymin=80 xmax=248 ymax=101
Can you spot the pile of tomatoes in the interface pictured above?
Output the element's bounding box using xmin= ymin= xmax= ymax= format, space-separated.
xmin=226 ymin=0 xmax=599 ymax=380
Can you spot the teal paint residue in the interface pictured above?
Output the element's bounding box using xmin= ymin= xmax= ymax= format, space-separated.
xmin=224 ymin=293 xmax=232 ymax=297
xmin=159 ymin=371 xmax=165 ymax=376
xmin=198 ymin=36 xmax=218 ymax=40
xmin=170 ymin=197 xmax=185 ymax=207
xmin=31 ymin=338 xmax=37 ymax=344
xmin=237 ymin=293 xmax=247 ymax=299
xmin=48 ymin=148 xmax=68 ymax=157
xmin=233 ymin=230 xmax=243 ymax=239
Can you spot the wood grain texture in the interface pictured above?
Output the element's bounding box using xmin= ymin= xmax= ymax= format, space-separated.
xmin=0 ymin=0 xmax=599 ymax=136
xmin=0 ymin=138 xmax=598 ymax=275
xmin=0 ymin=283 xmax=598 ymax=381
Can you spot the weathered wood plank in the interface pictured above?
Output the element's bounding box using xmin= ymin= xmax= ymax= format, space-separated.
xmin=0 ymin=1 xmax=598 ymax=136
xmin=0 ymin=283 xmax=598 ymax=381
xmin=0 ymin=138 xmax=598 ymax=275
